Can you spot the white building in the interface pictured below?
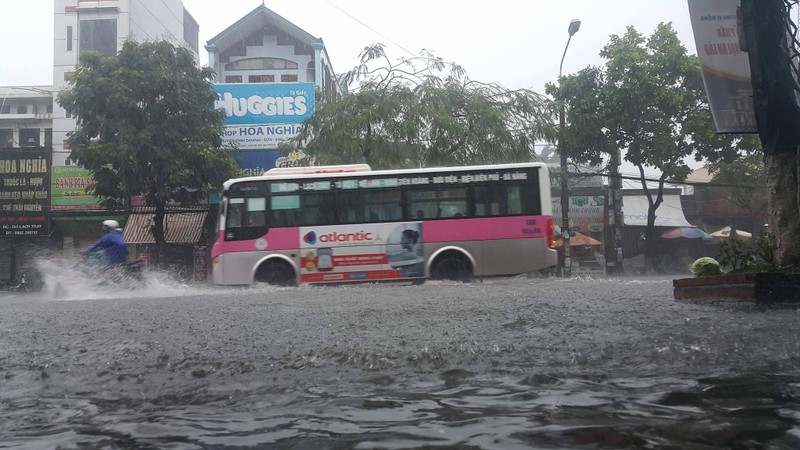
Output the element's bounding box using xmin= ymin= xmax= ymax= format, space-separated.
xmin=205 ymin=3 xmax=338 ymax=101
xmin=0 ymin=86 xmax=54 ymax=148
xmin=51 ymin=0 xmax=200 ymax=165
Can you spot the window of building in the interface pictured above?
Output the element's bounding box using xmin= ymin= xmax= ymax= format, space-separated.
xmin=19 ymin=129 xmax=40 ymax=147
xmin=183 ymin=9 xmax=199 ymax=53
xmin=307 ymin=61 xmax=316 ymax=85
xmin=1 ymin=105 xmax=10 ymax=114
xmin=0 ymin=129 xmax=12 ymax=146
xmin=46 ymin=104 xmax=53 ymax=114
xmin=225 ymin=75 xmax=242 ymax=83
xmin=281 ymin=74 xmax=299 ymax=82
xmin=44 ymin=129 xmax=53 ymax=147
xmin=248 ymin=75 xmax=275 ymax=83
xmin=17 ymin=106 xmax=28 ymax=114
xmin=224 ymin=57 xmax=298 ymax=71
xmin=79 ymin=19 xmax=117 ymax=57
xmin=67 ymin=26 xmax=73 ymax=51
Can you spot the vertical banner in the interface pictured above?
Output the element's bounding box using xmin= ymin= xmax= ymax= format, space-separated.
xmin=0 ymin=149 xmax=50 ymax=237
xmin=687 ymin=0 xmax=757 ymax=133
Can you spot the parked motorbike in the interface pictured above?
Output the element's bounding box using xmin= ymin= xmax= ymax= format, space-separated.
xmin=0 ymin=274 xmax=27 ymax=292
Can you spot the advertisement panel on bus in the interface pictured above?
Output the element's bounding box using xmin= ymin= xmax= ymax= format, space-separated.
xmin=299 ymin=222 xmax=424 ymax=283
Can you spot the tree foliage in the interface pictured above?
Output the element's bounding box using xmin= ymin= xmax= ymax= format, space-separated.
xmin=57 ymin=41 xmax=239 ymax=262
xmin=550 ymin=23 xmax=759 ymax=269
xmin=293 ymin=44 xmax=556 ymax=169
xmin=706 ymin=146 xmax=767 ymax=231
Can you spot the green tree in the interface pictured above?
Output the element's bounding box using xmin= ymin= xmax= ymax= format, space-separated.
xmin=293 ymin=44 xmax=556 ymax=169
xmin=741 ymin=1 xmax=800 ymax=269
xmin=705 ymin=147 xmax=767 ymax=234
xmin=551 ymin=23 xmax=757 ymax=271
xmin=57 ymin=41 xmax=239 ymax=264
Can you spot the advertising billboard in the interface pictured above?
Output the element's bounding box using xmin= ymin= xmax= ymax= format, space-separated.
xmin=298 ymin=222 xmax=424 ymax=283
xmin=0 ymin=149 xmax=50 ymax=237
xmin=688 ymin=0 xmax=757 ymax=133
xmin=551 ymin=195 xmax=605 ymax=233
xmin=234 ymin=149 xmax=308 ymax=177
xmin=213 ymin=83 xmax=315 ymax=149
xmin=51 ymin=165 xmax=102 ymax=210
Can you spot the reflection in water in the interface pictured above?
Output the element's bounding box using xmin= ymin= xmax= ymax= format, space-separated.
xmin=3 ymin=372 xmax=799 ymax=448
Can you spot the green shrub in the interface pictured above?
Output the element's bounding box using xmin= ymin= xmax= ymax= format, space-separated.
xmin=690 ymin=257 xmax=722 ymax=277
xmin=717 ymin=231 xmax=780 ymax=273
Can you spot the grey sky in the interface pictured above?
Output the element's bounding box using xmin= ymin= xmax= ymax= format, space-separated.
xmin=1 ymin=1 xmax=697 ymax=93
xmin=0 ymin=1 xmax=700 ymax=182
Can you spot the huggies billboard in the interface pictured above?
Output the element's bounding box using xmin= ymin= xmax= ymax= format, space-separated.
xmin=213 ymin=83 xmax=315 ymax=149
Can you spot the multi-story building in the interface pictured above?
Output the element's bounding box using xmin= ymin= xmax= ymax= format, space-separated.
xmin=2 ymin=1 xmax=341 ymax=283
xmin=0 ymin=87 xmax=54 ymax=149
xmin=205 ymin=3 xmax=339 ymax=174
xmin=52 ymin=0 xmax=200 ymax=166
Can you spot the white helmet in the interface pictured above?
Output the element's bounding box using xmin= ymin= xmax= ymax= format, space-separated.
xmin=102 ymin=219 xmax=120 ymax=232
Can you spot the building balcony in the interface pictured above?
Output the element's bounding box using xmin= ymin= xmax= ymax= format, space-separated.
xmin=0 ymin=113 xmax=53 ymax=122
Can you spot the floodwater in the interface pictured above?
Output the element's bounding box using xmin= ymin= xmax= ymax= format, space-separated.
xmin=2 ymin=265 xmax=800 ymax=449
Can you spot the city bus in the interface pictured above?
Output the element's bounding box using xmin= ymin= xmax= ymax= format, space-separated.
xmin=210 ymin=162 xmax=557 ymax=286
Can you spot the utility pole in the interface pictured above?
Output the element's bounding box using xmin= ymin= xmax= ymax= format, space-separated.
xmin=605 ymin=148 xmax=625 ymax=275
xmin=559 ymin=19 xmax=581 ymax=277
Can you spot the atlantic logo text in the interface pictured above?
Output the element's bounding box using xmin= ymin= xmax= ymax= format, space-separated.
xmin=217 ymin=93 xmax=308 ymax=118
xmin=304 ymin=231 xmax=373 ymax=244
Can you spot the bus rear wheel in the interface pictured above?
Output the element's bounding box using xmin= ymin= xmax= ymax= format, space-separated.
xmin=255 ymin=259 xmax=296 ymax=287
xmin=430 ymin=252 xmax=472 ymax=282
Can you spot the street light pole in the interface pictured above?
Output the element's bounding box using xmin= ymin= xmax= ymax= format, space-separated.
xmin=559 ymin=19 xmax=581 ymax=277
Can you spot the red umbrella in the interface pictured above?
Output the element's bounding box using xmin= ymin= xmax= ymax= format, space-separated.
xmin=553 ymin=232 xmax=603 ymax=247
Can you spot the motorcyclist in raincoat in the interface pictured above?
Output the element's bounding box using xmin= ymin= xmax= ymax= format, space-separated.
xmin=84 ymin=219 xmax=128 ymax=268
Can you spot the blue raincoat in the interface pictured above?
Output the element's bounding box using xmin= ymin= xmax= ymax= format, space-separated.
xmin=87 ymin=229 xmax=128 ymax=266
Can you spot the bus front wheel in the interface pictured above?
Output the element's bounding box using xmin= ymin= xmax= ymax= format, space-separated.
xmin=255 ymin=259 xmax=296 ymax=287
xmin=430 ymin=252 xmax=472 ymax=282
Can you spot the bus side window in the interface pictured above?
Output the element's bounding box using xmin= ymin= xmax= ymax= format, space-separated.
xmin=474 ymin=186 xmax=501 ymax=217
xmin=246 ymin=198 xmax=267 ymax=227
xmin=227 ymin=200 xmax=245 ymax=228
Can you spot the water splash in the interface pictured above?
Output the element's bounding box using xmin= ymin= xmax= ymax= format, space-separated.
xmin=33 ymin=257 xmax=245 ymax=301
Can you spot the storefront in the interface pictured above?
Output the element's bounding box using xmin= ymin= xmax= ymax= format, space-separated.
xmin=0 ymin=148 xmax=51 ymax=282
xmin=122 ymin=207 xmax=210 ymax=281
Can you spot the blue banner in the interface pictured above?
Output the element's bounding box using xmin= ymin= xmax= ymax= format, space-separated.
xmin=213 ymin=83 xmax=315 ymax=126
xmin=234 ymin=151 xmax=282 ymax=177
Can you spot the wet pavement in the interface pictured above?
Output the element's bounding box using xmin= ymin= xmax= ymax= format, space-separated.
xmin=2 ymin=274 xmax=800 ymax=448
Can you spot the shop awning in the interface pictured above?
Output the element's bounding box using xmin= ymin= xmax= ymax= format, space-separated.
xmin=123 ymin=209 xmax=208 ymax=245
xmin=622 ymin=195 xmax=693 ymax=228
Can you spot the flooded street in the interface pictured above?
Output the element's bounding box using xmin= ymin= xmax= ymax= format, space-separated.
xmin=2 ymin=274 xmax=800 ymax=449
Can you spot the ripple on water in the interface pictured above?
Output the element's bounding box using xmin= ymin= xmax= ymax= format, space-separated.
xmin=3 ymin=371 xmax=800 ymax=448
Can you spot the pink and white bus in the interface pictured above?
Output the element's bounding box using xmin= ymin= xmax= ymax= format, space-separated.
xmin=211 ymin=162 xmax=557 ymax=286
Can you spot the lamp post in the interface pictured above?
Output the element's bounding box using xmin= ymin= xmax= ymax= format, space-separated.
xmin=559 ymin=18 xmax=581 ymax=277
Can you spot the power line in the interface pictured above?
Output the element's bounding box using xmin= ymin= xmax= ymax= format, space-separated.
xmin=326 ymin=1 xmax=416 ymax=58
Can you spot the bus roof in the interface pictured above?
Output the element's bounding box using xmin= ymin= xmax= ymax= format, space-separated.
xmin=222 ymin=162 xmax=549 ymax=190
xmin=264 ymin=164 xmax=371 ymax=175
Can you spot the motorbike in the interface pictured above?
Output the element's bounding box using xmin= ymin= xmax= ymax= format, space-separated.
xmin=0 ymin=274 xmax=27 ymax=292
xmin=82 ymin=253 xmax=146 ymax=289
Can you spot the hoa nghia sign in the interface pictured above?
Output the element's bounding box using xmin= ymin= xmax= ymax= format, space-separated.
xmin=213 ymin=83 xmax=315 ymax=150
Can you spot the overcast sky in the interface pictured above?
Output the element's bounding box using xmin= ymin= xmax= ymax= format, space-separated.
xmin=1 ymin=0 xmax=697 ymax=93
xmin=0 ymin=1 xmax=700 ymax=181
